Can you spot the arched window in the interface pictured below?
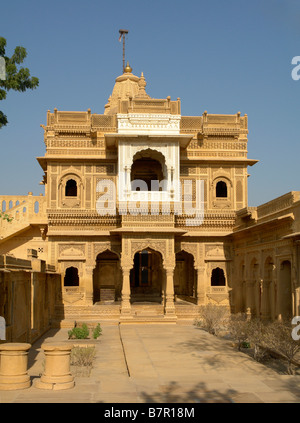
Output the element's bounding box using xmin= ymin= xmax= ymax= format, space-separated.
xmin=64 ymin=267 xmax=79 ymax=287
xmin=131 ymin=158 xmax=164 ymax=191
xmin=216 ymin=181 xmax=227 ymax=198
xmin=130 ymin=149 xmax=167 ymax=192
xmin=65 ymin=179 xmax=77 ymax=197
xmin=34 ymin=201 xmax=39 ymax=214
xmin=211 ymin=267 xmax=226 ymax=286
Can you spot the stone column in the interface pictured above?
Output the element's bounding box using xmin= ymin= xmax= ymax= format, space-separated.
xmin=84 ymin=265 xmax=94 ymax=305
xmin=164 ymin=267 xmax=176 ymax=318
xmin=0 ymin=343 xmax=31 ymax=390
xmin=125 ymin=166 xmax=131 ymax=196
xmin=233 ymin=281 xmax=242 ymax=313
xmin=261 ymin=280 xmax=271 ymax=320
xmin=196 ymin=266 xmax=206 ymax=305
xmin=245 ymin=280 xmax=255 ymax=318
xmin=120 ymin=267 xmax=132 ymax=319
xmin=35 ymin=343 xmax=74 ymax=390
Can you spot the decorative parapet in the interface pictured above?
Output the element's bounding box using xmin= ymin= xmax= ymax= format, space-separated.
xmin=41 ymin=110 xmax=117 ymax=141
xmin=47 ymin=210 xmax=121 ymax=228
xmin=234 ymin=192 xmax=300 ymax=231
xmin=121 ymin=213 xmax=175 ymax=228
xmin=180 ymin=112 xmax=248 ymax=137
xmin=116 ymin=97 xmax=181 ymax=116
xmin=117 ymin=113 xmax=181 ymax=135
xmin=256 ymin=192 xmax=300 ymax=219
xmin=175 ymin=211 xmax=236 ymax=231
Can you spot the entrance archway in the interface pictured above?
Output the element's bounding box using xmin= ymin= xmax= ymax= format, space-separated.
xmin=174 ymin=251 xmax=196 ymax=302
xmin=93 ymin=250 xmax=121 ymax=304
xmin=130 ymin=249 xmax=164 ymax=303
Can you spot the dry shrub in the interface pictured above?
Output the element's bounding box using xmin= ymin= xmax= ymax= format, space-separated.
xmin=195 ymin=303 xmax=230 ymax=336
xmin=245 ymin=318 xmax=270 ymax=362
xmin=71 ymin=346 xmax=96 ymax=368
xmin=227 ymin=312 xmax=248 ymax=351
xmin=264 ymin=320 xmax=300 ymax=375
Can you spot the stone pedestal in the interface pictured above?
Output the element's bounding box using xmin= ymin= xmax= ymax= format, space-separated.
xmin=35 ymin=343 xmax=74 ymax=390
xmin=0 ymin=343 xmax=31 ymax=390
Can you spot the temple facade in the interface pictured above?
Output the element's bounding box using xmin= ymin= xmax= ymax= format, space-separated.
xmin=0 ymin=63 xmax=299 ymax=325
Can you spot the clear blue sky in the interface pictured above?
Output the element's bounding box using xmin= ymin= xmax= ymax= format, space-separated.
xmin=0 ymin=0 xmax=300 ymax=206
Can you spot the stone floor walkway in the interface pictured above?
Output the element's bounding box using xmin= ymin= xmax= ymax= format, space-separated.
xmin=1 ymin=323 xmax=300 ymax=403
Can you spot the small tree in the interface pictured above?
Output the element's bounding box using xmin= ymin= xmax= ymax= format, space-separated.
xmin=265 ymin=320 xmax=300 ymax=375
xmin=0 ymin=37 xmax=39 ymax=129
xmin=195 ymin=303 xmax=230 ymax=336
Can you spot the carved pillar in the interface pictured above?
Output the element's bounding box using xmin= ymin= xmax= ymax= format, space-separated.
xmin=196 ymin=267 xmax=206 ymax=305
xmin=161 ymin=269 xmax=166 ymax=306
xmin=120 ymin=267 xmax=132 ymax=319
xmin=164 ymin=267 xmax=176 ymax=318
xmin=245 ymin=280 xmax=254 ymax=318
xmin=256 ymin=279 xmax=263 ymax=318
xmin=84 ymin=264 xmax=94 ymax=305
xmin=261 ymin=280 xmax=271 ymax=320
xmin=271 ymin=264 xmax=277 ymax=320
xmin=125 ymin=166 xmax=131 ymax=196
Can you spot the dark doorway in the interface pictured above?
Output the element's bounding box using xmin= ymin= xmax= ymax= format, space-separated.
xmin=130 ymin=249 xmax=163 ymax=302
xmin=93 ymin=250 xmax=121 ymax=304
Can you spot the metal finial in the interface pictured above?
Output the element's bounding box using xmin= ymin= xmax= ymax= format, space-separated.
xmin=119 ymin=29 xmax=129 ymax=73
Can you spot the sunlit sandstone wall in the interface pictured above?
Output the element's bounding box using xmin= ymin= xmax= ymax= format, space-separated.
xmin=0 ymin=255 xmax=61 ymax=343
xmin=231 ymin=192 xmax=300 ymax=319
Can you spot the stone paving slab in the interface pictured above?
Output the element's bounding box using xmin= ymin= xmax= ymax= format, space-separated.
xmin=1 ymin=324 xmax=300 ymax=403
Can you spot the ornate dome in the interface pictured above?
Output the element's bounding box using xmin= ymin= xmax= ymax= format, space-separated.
xmin=104 ymin=63 xmax=150 ymax=115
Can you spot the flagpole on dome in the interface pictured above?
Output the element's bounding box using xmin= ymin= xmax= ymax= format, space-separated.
xmin=118 ymin=29 xmax=129 ymax=74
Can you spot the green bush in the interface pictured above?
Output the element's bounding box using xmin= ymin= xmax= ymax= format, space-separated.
xmin=92 ymin=323 xmax=102 ymax=339
xmin=68 ymin=323 xmax=90 ymax=339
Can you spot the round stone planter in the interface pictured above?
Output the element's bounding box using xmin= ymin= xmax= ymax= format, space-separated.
xmin=35 ymin=342 xmax=75 ymax=390
xmin=0 ymin=343 xmax=31 ymax=390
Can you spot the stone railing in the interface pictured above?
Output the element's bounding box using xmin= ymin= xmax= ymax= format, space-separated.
xmin=0 ymin=194 xmax=47 ymax=240
xmin=256 ymin=191 xmax=300 ymax=220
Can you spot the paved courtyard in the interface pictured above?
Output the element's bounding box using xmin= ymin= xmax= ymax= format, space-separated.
xmin=1 ymin=323 xmax=300 ymax=403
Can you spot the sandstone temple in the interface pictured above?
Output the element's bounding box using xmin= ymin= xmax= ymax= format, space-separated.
xmin=0 ymin=63 xmax=299 ymax=342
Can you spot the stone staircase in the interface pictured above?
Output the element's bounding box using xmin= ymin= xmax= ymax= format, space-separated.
xmin=52 ymin=299 xmax=200 ymax=328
